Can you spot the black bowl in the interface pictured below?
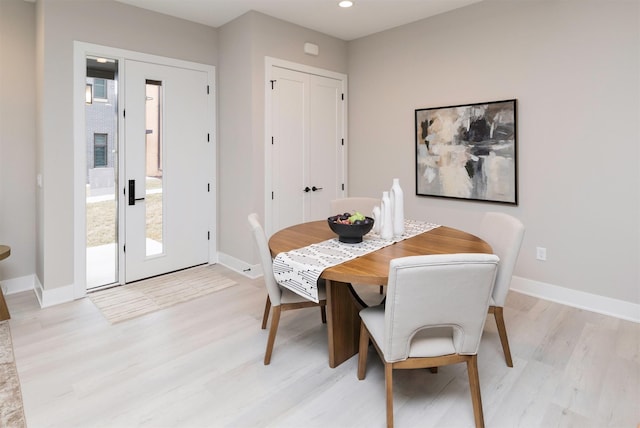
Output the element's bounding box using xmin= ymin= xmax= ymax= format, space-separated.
xmin=327 ymin=216 xmax=375 ymax=243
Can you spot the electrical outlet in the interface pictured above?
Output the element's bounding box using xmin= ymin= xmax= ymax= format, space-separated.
xmin=536 ymin=247 xmax=547 ymax=261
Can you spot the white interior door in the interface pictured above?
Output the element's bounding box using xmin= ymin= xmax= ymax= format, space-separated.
xmin=124 ymin=60 xmax=210 ymax=282
xmin=308 ymin=74 xmax=344 ymax=218
xmin=269 ymin=65 xmax=345 ymax=234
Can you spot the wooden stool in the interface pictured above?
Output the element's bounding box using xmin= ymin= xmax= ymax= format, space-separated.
xmin=0 ymin=245 xmax=11 ymax=321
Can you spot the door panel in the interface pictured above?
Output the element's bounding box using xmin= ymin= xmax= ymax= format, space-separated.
xmin=270 ymin=66 xmax=345 ymax=234
xmin=308 ymin=75 xmax=343 ymax=219
xmin=271 ymin=68 xmax=306 ymax=231
xmin=124 ymin=60 xmax=209 ymax=282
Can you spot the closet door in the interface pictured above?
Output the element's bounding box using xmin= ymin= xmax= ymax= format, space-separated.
xmin=269 ymin=65 xmax=345 ymax=234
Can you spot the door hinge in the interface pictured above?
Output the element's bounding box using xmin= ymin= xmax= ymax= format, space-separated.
xmin=123 ymin=109 xmax=126 ymax=118
xmin=341 ymin=93 xmax=344 ymax=101
xmin=207 ymin=231 xmax=210 ymax=240
xmin=207 ymin=85 xmax=210 ymax=94
xmin=207 ymin=183 xmax=210 ymax=192
xmin=342 ymin=183 xmax=344 ymax=191
xmin=270 ymin=80 xmax=276 ymax=89
xmin=272 ymin=191 xmax=274 ymax=200
xmin=341 ymin=138 xmax=344 ymax=146
xmin=207 ymin=133 xmax=210 ymax=142
xmin=123 ymin=244 xmax=126 ymax=253
xmin=271 ymin=136 xmax=274 ymax=145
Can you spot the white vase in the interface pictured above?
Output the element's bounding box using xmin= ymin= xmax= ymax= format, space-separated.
xmin=380 ymin=191 xmax=393 ymax=240
xmin=372 ymin=205 xmax=381 ymax=234
xmin=390 ymin=178 xmax=405 ymax=238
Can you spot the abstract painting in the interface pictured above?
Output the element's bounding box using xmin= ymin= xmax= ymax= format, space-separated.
xmin=415 ymin=99 xmax=517 ymax=205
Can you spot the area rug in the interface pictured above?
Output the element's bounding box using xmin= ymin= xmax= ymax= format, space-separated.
xmin=89 ymin=265 xmax=237 ymax=324
xmin=0 ymin=320 xmax=27 ymax=428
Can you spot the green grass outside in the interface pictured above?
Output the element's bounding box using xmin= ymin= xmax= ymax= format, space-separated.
xmin=86 ymin=178 xmax=163 ymax=247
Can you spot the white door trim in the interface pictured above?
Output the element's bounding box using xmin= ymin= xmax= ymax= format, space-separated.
xmin=73 ymin=41 xmax=216 ymax=299
xmin=264 ymin=56 xmax=348 ymax=235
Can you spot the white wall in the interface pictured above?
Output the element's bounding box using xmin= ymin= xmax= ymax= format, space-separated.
xmin=347 ymin=0 xmax=639 ymax=306
xmin=0 ymin=0 xmax=37 ymax=284
xmin=217 ymin=11 xmax=348 ymax=269
xmin=2 ymin=0 xmax=638 ymax=318
xmin=34 ymin=0 xmax=217 ymax=292
xmin=3 ymin=0 xmax=348 ymax=298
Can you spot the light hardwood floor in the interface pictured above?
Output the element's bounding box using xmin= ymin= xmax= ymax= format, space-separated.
xmin=5 ymin=264 xmax=639 ymax=427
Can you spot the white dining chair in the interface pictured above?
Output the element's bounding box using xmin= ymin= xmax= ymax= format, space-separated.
xmin=357 ymin=253 xmax=499 ymax=428
xmin=248 ymin=213 xmax=327 ymax=365
xmin=478 ymin=212 xmax=525 ymax=367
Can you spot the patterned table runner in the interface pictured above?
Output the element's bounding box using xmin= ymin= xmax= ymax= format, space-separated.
xmin=273 ymin=219 xmax=440 ymax=302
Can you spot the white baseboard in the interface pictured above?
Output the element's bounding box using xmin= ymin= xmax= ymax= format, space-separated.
xmin=33 ymin=277 xmax=75 ymax=308
xmin=3 ymin=267 xmax=637 ymax=323
xmin=511 ymin=276 xmax=640 ymax=323
xmin=218 ymin=255 xmax=639 ymax=323
xmin=1 ymin=274 xmax=36 ymax=295
xmin=217 ymin=251 xmax=262 ymax=279
xmin=1 ymin=274 xmax=74 ymax=309
xmin=222 ymin=257 xmax=638 ymax=323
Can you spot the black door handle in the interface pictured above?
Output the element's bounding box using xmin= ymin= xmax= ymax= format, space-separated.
xmin=312 ymin=186 xmax=323 ymax=192
xmin=304 ymin=186 xmax=311 ymax=193
xmin=128 ymin=180 xmax=145 ymax=205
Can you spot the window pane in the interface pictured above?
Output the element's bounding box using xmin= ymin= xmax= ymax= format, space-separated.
xmin=94 ymin=78 xmax=107 ymax=99
xmin=94 ymin=133 xmax=108 ymax=167
xmin=145 ymin=81 xmax=163 ymax=256
xmin=94 ymin=147 xmax=107 ymax=167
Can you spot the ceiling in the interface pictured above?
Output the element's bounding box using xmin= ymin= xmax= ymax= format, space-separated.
xmin=115 ymin=0 xmax=482 ymax=41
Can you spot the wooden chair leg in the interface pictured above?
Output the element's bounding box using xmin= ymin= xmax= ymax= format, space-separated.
xmin=320 ymin=304 xmax=327 ymax=324
xmin=379 ymin=285 xmax=384 ymax=294
xmin=493 ymin=306 xmax=513 ymax=367
xmin=0 ymin=288 xmax=10 ymax=321
xmin=261 ymin=295 xmax=271 ymax=329
xmin=385 ymin=362 xmax=394 ymax=428
xmin=264 ymin=306 xmax=281 ymax=365
xmin=466 ymin=355 xmax=485 ymax=428
xmin=357 ymin=322 xmax=370 ymax=380
xmin=429 ymin=367 xmax=438 ymax=373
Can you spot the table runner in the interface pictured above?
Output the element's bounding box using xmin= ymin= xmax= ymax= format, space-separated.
xmin=272 ymin=219 xmax=440 ymax=302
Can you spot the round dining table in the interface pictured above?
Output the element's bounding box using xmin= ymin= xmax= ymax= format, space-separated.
xmin=268 ymin=220 xmax=492 ymax=368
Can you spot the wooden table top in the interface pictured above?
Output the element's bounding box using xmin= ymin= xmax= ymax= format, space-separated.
xmin=0 ymin=245 xmax=10 ymax=261
xmin=268 ymin=220 xmax=493 ymax=286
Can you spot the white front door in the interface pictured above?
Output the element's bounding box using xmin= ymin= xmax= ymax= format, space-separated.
xmin=124 ymin=60 xmax=210 ymax=282
xmin=269 ymin=65 xmax=345 ymax=234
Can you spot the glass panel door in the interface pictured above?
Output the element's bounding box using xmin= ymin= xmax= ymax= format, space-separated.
xmin=124 ymin=60 xmax=209 ymax=283
xmin=85 ymin=56 xmax=119 ymax=289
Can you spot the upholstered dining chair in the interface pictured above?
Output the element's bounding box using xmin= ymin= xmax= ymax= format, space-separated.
xmin=248 ymin=213 xmax=327 ymax=365
xmin=330 ymin=197 xmax=384 ymax=295
xmin=478 ymin=212 xmax=525 ymax=368
xmin=357 ymin=253 xmax=499 ymax=428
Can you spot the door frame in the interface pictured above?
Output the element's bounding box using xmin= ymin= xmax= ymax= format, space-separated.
xmin=73 ymin=42 xmax=217 ymax=298
xmin=264 ymin=57 xmax=348 ymax=235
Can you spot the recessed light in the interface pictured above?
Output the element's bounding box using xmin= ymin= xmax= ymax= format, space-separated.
xmin=338 ymin=0 xmax=354 ymax=8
